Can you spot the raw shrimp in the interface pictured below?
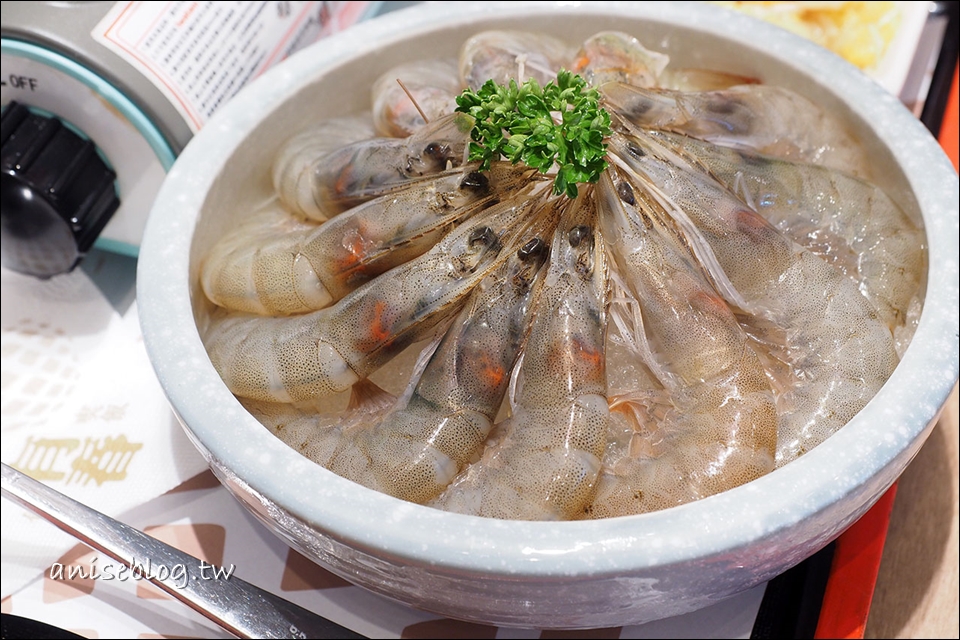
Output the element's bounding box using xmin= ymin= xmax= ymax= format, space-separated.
xmin=607 ymin=128 xmax=899 ymax=465
xmin=587 ymin=170 xmax=777 ymax=517
xmin=241 ymin=379 xmax=397 ymax=467
xmin=201 ymin=29 xmax=924 ymax=520
xmin=648 ymin=131 xmax=925 ymax=339
xmin=325 ymin=203 xmax=557 ymax=503
xmin=200 ymin=164 xmax=535 ymax=315
xmin=570 ymin=30 xmax=758 ymax=91
xmin=277 ymin=111 xmax=474 ymax=221
xmin=601 ymin=82 xmax=870 ymax=176
xmin=459 ymin=30 xmax=572 ymax=91
xmin=658 ymin=67 xmax=759 ymax=92
xmin=272 ymin=113 xmax=375 ymax=219
xmin=432 ymin=194 xmax=609 ymax=520
xmin=571 ymin=31 xmax=669 ymax=88
xmin=200 ymin=201 xmax=327 ymax=314
xmin=203 ymin=187 xmax=549 ymax=404
xmin=372 ymin=58 xmax=463 ymax=137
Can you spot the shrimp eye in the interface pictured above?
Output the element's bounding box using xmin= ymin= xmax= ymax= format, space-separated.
xmin=626 ymin=97 xmax=653 ymax=117
xmin=460 ymin=172 xmax=489 ymax=193
xmin=617 ymin=180 xmax=636 ymax=206
xmin=424 ymin=142 xmax=452 ymax=161
xmin=518 ymin=237 xmax=547 ymax=262
xmin=706 ymin=97 xmax=741 ymax=115
xmin=706 ymin=99 xmax=749 ymax=133
xmin=568 ymin=225 xmax=594 ymax=248
xmin=469 ymin=226 xmax=498 ymax=248
xmin=626 ymin=142 xmax=645 ymax=158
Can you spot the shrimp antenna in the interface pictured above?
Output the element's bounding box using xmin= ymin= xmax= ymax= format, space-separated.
xmin=396 ymin=78 xmax=430 ymax=125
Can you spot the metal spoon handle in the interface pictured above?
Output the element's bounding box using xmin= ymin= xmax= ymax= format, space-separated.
xmin=1 ymin=462 xmax=364 ymax=639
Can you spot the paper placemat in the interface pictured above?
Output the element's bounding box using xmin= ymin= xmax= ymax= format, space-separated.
xmin=1 ymin=255 xmax=209 ymax=597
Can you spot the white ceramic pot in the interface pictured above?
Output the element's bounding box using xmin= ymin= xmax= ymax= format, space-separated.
xmin=137 ymin=1 xmax=959 ymax=628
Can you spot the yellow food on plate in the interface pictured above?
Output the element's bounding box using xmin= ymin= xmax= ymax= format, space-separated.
xmin=710 ymin=1 xmax=902 ymax=70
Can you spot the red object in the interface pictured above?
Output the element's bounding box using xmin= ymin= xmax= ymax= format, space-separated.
xmin=814 ymin=60 xmax=960 ymax=640
xmin=815 ymin=485 xmax=898 ymax=639
xmin=940 ymin=63 xmax=960 ymax=172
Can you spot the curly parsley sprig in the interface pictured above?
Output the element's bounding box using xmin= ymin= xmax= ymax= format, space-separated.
xmin=454 ymin=70 xmax=611 ymax=198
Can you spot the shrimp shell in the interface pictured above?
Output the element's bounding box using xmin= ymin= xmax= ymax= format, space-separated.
xmin=657 ymin=67 xmax=760 ymax=92
xmin=570 ymin=31 xmax=755 ymax=91
xmin=199 ymin=202 xmax=330 ymax=314
xmin=325 ymin=202 xmax=557 ymax=503
xmin=588 ymin=169 xmax=776 ymax=517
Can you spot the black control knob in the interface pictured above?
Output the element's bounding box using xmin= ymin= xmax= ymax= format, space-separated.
xmin=1 ymin=101 xmax=120 ymax=278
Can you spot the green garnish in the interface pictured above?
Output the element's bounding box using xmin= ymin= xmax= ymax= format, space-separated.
xmin=455 ymin=70 xmax=611 ymax=198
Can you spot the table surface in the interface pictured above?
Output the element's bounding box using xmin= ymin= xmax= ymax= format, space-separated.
xmin=865 ymin=384 xmax=959 ymax=639
xmin=864 ymin=58 xmax=959 ymax=639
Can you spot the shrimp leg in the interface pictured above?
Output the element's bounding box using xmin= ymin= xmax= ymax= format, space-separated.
xmin=432 ymin=193 xmax=609 ymax=520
